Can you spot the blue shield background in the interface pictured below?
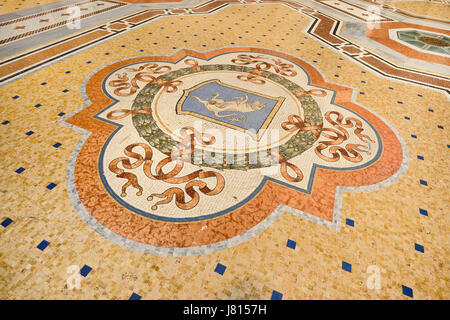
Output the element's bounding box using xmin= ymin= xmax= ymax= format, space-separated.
xmin=180 ymin=80 xmax=281 ymax=132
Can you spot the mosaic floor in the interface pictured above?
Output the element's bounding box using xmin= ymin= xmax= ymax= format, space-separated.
xmin=0 ymin=0 xmax=448 ymax=300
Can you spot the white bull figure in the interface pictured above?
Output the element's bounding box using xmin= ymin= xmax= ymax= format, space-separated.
xmin=193 ymin=93 xmax=266 ymax=122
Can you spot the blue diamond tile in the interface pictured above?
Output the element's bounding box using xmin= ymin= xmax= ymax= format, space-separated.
xmin=214 ymin=263 xmax=226 ymax=275
xmin=65 ymin=71 xmax=71 ymax=74
xmin=342 ymin=261 xmax=352 ymax=272
xmin=334 ymin=74 xmax=339 ymax=77
xmin=404 ymin=116 xmax=410 ymax=120
xmin=417 ymin=94 xmax=422 ymax=97
xmin=15 ymin=167 xmax=25 ymax=174
xmin=12 ymin=95 xmax=19 ymax=99
xmin=397 ymin=101 xmax=403 ymax=104
xmin=411 ymin=134 xmax=417 ymax=139
xmin=87 ymin=61 xmax=92 ymax=64
xmin=129 ymin=292 xmax=141 ymax=300
xmin=360 ymin=92 xmax=364 ymax=95
xmin=58 ymin=112 xmax=65 ymax=117
xmin=79 ymin=265 xmax=92 ymax=277
xmin=420 ymin=180 xmax=428 ymax=186
xmin=37 ymin=240 xmax=50 ymax=251
xmin=40 ymin=82 xmax=47 ymax=86
xmin=346 ymin=218 xmax=354 ymax=227
xmin=2 ymin=120 xmax=9 ymax=125
xmin=271 ymin=290 xmax=283 ymax=300
xmin=34 ymin=104 xmax=41 ymax=108
xmin=26 ymin=131 xmax=34 ymax=136
xmin=428 ymin=109 xmax=434 ymax=112
xmin=414 ymin=243 xmax=424 ymax=253
xmin=361 ymin=80 xmax=366 ymax=83
xmin=1 ymin=218 xmax=13 ymax=228
xmin=62 ymin=89 xmax=69 ymax=93
xmin=389 ymin=87 xmax=393 ymax=90
xmin=53 ymin=143 xmax=62 ymax=148
xmin=46 ymin=182 xmax=57 ymax=190
xmin=286 ymin=239 xmax=296 ymax=250
xmin=402 ymin=285 xmax=413 ymax=298
xmin=419 ymin=208 xmax=428 ymax=216
xmin=417 ymin=155 xmax=424 ymax=160
xmin=438 ymin=125 xmax=444 ymax=129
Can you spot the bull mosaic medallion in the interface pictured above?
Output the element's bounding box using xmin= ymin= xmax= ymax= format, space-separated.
xmin=65 ymin=48 xmax=404 ymax=255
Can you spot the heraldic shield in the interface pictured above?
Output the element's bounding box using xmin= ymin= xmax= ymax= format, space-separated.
xmin=176 ymin=79 xmax=285 ymax=140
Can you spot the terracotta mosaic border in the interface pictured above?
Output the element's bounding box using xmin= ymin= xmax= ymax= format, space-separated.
xmin=1 ymin=0 xmax=449 ymax=92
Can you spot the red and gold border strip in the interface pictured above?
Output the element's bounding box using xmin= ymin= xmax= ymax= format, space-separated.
xmin=360 ymin=55 xmax=450 ymax=88
xmin=0 ymin=0 xmax=96 ymax=26
xmin=308 ymin=12 xmax=345 ymax=45
xmin=0 ymin=0 xmax=125 ymax=46
xmin=0 ymin=29 xmax=111 ymax=82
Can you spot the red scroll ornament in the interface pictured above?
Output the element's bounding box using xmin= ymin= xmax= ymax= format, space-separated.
xmin=184 ymin=58 xmax=201 ymax=72
xmin=108 ymin=63 xmax=181 ymax=96
xmin=106 ymin=109 xmax=225 ymax=210
xmin=231 ymin=54 xmax=297 ymax=85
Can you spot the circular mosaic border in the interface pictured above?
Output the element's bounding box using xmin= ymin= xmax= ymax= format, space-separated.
xmin=131 ymin=64 xmax=323 ymax=170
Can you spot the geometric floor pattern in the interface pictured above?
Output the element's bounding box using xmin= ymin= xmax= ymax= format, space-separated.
xmin=0 ymin=0 xmax=448 ymax=299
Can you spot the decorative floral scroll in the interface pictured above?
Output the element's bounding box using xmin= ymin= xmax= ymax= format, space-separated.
xmin=184 ymin=58 xmax=201 ymax=72
xmin=106 ymin=107 xmax=152 ymax=120
xmin=108 ymin=63 xmax=181 ymax=96
xmin=108 ymin=126 xmax=225 ymax=211
xmin=281 ymin=114 xmax=322 ymax=139
xmin=314 ymin=111 xmax=375 ymax=162
xmin=231 ymin=54 xmax=297 ymax=84
xmin=293 ymin=89 xmax=327 ymax=98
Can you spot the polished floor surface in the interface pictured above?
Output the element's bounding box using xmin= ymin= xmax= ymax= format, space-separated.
xmin=0 ymin=0 xmax=449 ymax=299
